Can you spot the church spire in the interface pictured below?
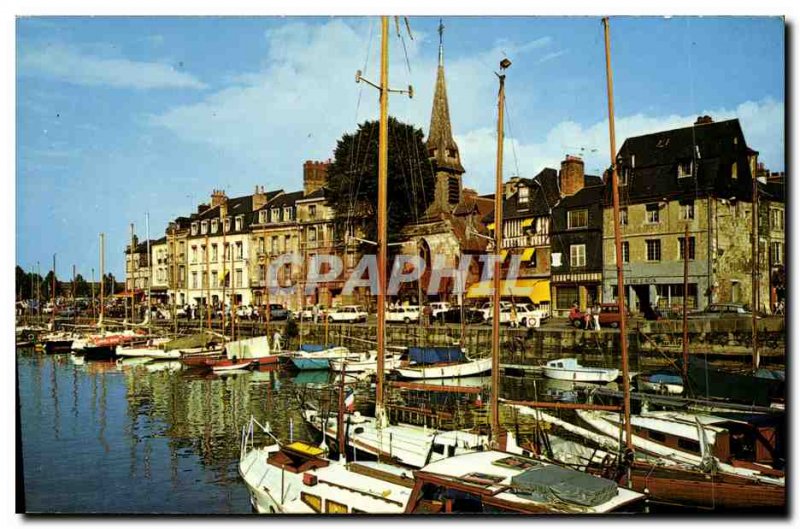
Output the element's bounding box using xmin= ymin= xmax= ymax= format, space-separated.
xmin=426 ymin=18 xmax=464 ymax=176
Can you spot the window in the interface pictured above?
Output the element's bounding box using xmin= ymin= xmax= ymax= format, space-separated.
xmin=679 ymin=236 xmax=696 ymax=260
xmin=200 ymin=244 xmax=206 ymax=262
xmin=570 ymin=244 xmax=586 ymax=267
xmin=620 ymin=241 xmax=630 ymax=263
xmin=211 ymin=270 xmax=218 ymax=287
xmin=518 ymin=186 xmax=529 ymax=204
xmin=211 ymin=219 xmax=218 ymax=233
xmin=224 ymin=218 xmax=231 ymax=232
xmin=770 ymin=208 xmax=784 ymax=231
xmin=619 ymin=167 xmax=629 ymax=186
xmin=646 ymin=239 xmax=661 ymax=262
xmin=301 ymin=493 xmax=322 ymax=513
xmin=201 ymin=220 xmax=208 ymax=234
xmin=567 ymin=209 xmax=588 ymax=229
xmin=191 ymin=245 xmax=197 ymax=263
xmin=771 ymin=242 xmax=784 ymax=265
xmin=325 ymin=500 xmax=348 ymax=514
xmin=235 ymin=216 xmax=243 ymax=231
xmin=677 ymin=160 xmax=693 ymax=178
xmin=191 ymin=222 xmax=199 ymax=235
xmin=271 ymin=208 xmax=279 ymax=223
xmin=731 ymin=162 xmax=738 ymax=180
xmin=309 ymin=204 xmax=317 ymax=219
xmin=271 ymin=236 xmax=279 ymax=254
xmin=235 ymin=269 xmax=243 ymax=287
xmin=224 ymin=243 xmax=230 ymax=261
xmin=620 ymin=207 xmax=628 ymax=226
xmin=235 ymin=242 xmax=243 ymax=259
xmin=678 ymin=438 xmax=701 ymax=454
xmin=284 ymin=206 xmax=293 ymax=221
xmin=556 ymin=286 xmax=578 ymax=310
xmin=211 ymin=244 xmax=218 ymax=262
xmin=551 ymin=253 xmax=562 ymax=267
xmin=308 ymin=226 xmax=318 ymax=242
xmin=202 ymin=271 xmax=207 ymax=288
xmin=680 ymin=200 xmax=695 ymax=220
xmin=191 ymin=272 xmax=198 ymax=288
xmin=259 ymin=210 xmax=267 ymax=224
xmin=285 ymin=235 xmax=292 ymax=251
xmin=646 ymin=203 xmax=660 ymax=223
xmin=648 ymin=431 xmax=667 ymax=443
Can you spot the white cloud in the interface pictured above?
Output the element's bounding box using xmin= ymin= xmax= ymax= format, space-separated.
xmin=19 ymin=43 xmax=207 ymax=90
xmin=147 ymin=19 xmax=557 ymax=190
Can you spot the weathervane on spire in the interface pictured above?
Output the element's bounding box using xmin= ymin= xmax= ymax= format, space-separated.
xmin=438 ymin=18 xmax=445 ymax=65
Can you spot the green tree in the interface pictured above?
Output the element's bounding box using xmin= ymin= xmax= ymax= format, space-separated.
xmin=42 ymin=271 xmax=60 ymax=301
xmin=74 ymin=274 xmax=91 ymax=298
xmin=326 ymin=118 xmax=435 ymax=245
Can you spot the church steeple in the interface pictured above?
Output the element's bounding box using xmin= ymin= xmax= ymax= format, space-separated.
xmin=426 ymin=19 xmax=464 ymax=210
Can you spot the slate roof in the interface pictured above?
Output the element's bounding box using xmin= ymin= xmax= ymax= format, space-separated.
xmin=608 ymin=118 xmax=757 ymax=205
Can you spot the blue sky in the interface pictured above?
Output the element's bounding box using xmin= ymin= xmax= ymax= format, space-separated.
xmin=16 ymin=16 xmax=784 ymax=279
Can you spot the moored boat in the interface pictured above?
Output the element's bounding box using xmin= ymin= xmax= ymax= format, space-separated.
xmin=392 ymin=347 xmax=491 ymax=380
xmin=543 ymin=358 xmax=619 ymax=383
xmin=211 ymin=358 xmax=255 ymax=373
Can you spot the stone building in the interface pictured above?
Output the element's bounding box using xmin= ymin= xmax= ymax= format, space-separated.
xmin=148 ymin=236 xmax=169 ymax=303
xmin=397 ymin=22 xmax=494 ymax=304
xmin=124 ymin=233 xmax=152 ymax=295
xmin=601 ymin=116 xmax=772 ymax=314
xmin=166 ymin=216 xmax=190 ymax=308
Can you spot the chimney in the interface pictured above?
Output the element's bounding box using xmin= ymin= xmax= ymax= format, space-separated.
xmin=504 ymin=177 xmax=521 ymax=199
xmin=694 ymin=115 xmax=714 ymax=125
xmin=252 ymin=185 xmax=268 ymax=211
xmin=559 ymin=155 xmax=585 ymax=196
xmin=303 ymin=160 xmax=330 ymax=196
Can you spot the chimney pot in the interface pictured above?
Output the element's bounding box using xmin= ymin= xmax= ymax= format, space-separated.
xmin=560 ymin=155 xmax=585 ymax=196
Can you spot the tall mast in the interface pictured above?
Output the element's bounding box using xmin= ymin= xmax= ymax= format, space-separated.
xmin=491 ymin=58 xmax=509 ymax=450
xmin=129 ymin=223 xmax=135 ymax=323
xmin=205 ymin=232 xmax=211 ymax=333
xmin=374 ymin=15 xmax=389 ymax=427
xmin=72 ymin=264 xmax=76 ymax=323
xmin=682 ymin=223 xmax=689 ymax=381
xmin=37 ymin=261 xmax=41 ymax=321
xmin=602 ymin=17 xmax=632 ymax=451
xmin=99 ymin=233 xmax=105 ymax=329
xmin=51 ymin=254 xmax=56 ymax=327
xmin=91 ymin=267 xmax=95 ymax=321
xmin=751 ymin=164 xmax=759 ymax=369
xmin=146 ymin=213 xmax=152 ymax=335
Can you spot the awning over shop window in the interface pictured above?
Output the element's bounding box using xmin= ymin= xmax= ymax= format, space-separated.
xmin=520 ymin=248 xmax=535 ymax=261
xmin=466 ymin=279 xmax=550 ymax=303
xmin=521 ymin=218 xmax=534 ymax=228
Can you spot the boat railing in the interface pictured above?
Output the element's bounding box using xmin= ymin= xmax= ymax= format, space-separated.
xmin=241 ymin=415 xmax=281 ymax=460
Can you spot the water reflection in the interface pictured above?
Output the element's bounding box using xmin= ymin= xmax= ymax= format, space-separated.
xmin=18 ymin=349 xmax=599 ymax=514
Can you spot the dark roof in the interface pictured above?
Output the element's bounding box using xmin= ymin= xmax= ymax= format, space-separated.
xmin=483 ymin=168 xmax=561 ymax=224
xmin=267 ymin=190 xmax=304 ymax=209
xmin=611 ymin=118 xmax=756 ymax=204
xmin=558 ymin=179 xmax=604 ymax=209
xmin=297 ymin=186 xmax=328 ymax=201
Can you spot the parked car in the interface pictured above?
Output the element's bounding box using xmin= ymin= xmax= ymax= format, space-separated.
xmin=325 ymin=305 xmax=368 ymax=323
xmin=514 ymin=303 xmax=548 ymax=327
xmin=569 ymin=303 xmax=629 ymax=328
xmin=386 ymin=305 xmax=420 ymax=324
xmin=268 ymin=304 xmax=290 ymax=321
xmin=687 ymin=303 xmax=754 ymax=319
xmin=297 ymin=305 xmax=329 ymax=321
xmin=428 ymin=302 xmax=451 ymax=320
xmin=431 ymin=306 xmax=484 ymax=325
xmin=478 ymin=301 xmax=513 ymax=322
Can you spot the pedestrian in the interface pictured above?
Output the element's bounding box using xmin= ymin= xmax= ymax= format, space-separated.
xmin=312 ymin=304 xmax=319 ymax=324
xmin=422 ymin=304 xmax=432 ymax=327
xmin=592 ymin=303 xmax=601 ymax=330
xmin=273 ymin=329 xmax=283 ymax=352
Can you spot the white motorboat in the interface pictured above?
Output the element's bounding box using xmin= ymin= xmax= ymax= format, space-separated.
xmin=116 ymin=337 xmax=179 ymax=359
xmin=329 ymin=350 xmax=403 ymax=374
xmin=391 ymin=347 xmax=491 ymax=380
xmin=543 ymin=358 xmax=619 ymax=383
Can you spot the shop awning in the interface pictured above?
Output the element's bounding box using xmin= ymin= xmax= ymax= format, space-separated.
xmin=521 ymin=218 xmax=534 ymax=228
xmin=466 ymin=279 xmax=550 ymax=303
xmin=520 ymin=248 xmax=535 ymax=261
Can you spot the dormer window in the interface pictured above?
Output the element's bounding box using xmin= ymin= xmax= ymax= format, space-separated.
xmin=223 ymin=217 xmax=231 ymax=232
xmin=235 ymin=215 xmax=243 ymax=231
xmin=271 ymin=208 xmax=279 ymax=223
xmin=284 ymin=206 xmax=293 ymax=221
xmin=518 ymin=186 xmax=529 ymax=204
xmin=309 ymin=205 xmax=317 ymax=220
xmin=259 ymin=210 xmax=267 ymax=224
xmin=619 ymin=168 xmax=629 ymax=186
xmin=731 ymin=162 xmax=738 ymax=180
xmin=211 ymin=219 xmax=218 ymax=234
xmin=678 ymin=161 xmax=693 ymax=179
xmin=201 ymin=220 xmax=208 ymax=235
xmin=191 ymin=222 xmax=199 ymax=235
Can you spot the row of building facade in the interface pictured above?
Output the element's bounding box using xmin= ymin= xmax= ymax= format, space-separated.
xmin=125 ymin=29 xmax=785 ymax=318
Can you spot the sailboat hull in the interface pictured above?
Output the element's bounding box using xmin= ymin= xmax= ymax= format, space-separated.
xmin=393 ymin=357 xmax=492 ymax=380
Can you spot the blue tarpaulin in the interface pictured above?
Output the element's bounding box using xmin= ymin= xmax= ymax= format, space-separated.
xmin=408 ymin=346 xmax=465 ymax=365
xmin=300 ymin=344 xmax=333 ymax=352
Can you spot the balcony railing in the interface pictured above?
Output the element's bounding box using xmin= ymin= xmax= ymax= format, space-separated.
xmin=503 ymin=234 xmax=549 ymax=249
